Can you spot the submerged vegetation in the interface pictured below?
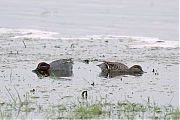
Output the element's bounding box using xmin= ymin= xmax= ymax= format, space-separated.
xmin=0 ymin=87 xmax=179 ymax=119
xmin=0 ymin=30 xmax=179 ymax=119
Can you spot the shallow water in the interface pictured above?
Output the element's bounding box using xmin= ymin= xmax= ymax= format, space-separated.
xmin=0 ymin=28 xmax=179 ymax=119
xmin=0 ymin=0 xmax=179 ymax=119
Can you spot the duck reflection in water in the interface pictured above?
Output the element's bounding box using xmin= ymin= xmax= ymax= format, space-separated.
xmin=97 ymin=61 xmax=144 ymax=78
xmin=32 ymin=59 xmax=73 ymax=78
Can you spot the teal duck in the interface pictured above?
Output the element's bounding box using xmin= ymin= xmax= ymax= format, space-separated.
xmin=32 ymin=58 xmax=73 ymax=77
xmin=97 ymin=61 xmax=143 ymax=74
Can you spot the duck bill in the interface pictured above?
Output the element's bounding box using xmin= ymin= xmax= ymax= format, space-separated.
xmin=97 ymin=63 xmax=103 ymax=67
xmin=32 ymin=68 xmax=38 ymax=73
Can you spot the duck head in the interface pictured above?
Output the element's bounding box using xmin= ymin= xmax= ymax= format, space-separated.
xmin=32 ymin=62 xmax=50 ymax=77
xmin=36 ymin=62 xmax=50 ymax=71
xmin=129 ymin=65 xmax=143 ymax=74
xmin=97 ymin=63 xmax=109 ymax=72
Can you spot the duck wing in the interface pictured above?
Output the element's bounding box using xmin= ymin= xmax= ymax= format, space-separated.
xmin=49 ymin=59 xmax=73 ymax=71
xmin=104 ymin=61 xmax=129 ymax=72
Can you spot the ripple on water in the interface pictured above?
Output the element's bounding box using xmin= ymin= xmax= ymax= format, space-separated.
xmin=0 ymin=28 xmax=179 ymax=119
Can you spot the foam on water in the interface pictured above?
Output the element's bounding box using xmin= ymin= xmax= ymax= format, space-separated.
xmin=1 ymin=28 xmax=178 ymax=49
xmin=0 ymin=28 xmax=59 ymax=39
xmin=126 ymin=36 xmax=180 ymax=48
xmin=0 ymin=27 xmax=179 ymax=118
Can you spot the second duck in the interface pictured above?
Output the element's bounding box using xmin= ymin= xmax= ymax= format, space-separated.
xmin=97 ymin=61 xmax=143 ymax=75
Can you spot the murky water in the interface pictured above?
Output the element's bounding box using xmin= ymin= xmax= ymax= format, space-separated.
xmin=0 ymin=0 xmax=179 ymax=119
xmin=0 ymin=28 xmax=179 ymax=118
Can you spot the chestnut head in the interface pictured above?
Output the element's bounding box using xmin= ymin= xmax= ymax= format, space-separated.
xmin=32 ymin=62 xmax=50 ymax=77
xmin=37 ymin=62 xmax=50 ymax=71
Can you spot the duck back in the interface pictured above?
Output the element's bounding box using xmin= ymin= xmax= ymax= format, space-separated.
xmin=106 ymin=62 xmax=129 ymax=72
xmin=97 ymin=61 xmax=144 ymax=76
xmin=97 ymin=61 xmax=129 ymax=72
xmin=49 ymin=59 xmax=73 ymax=71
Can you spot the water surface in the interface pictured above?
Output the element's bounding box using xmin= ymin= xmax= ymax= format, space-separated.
xmin=0 ymin=0 xmax=178 ymax=40
xmin=0 ymin=0 xmax=179 ymax=119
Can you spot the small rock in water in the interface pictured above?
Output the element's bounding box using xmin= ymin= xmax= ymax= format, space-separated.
xmin=30 ymin=89 xmax=35 ymax=92
xmin=91 ymin=82 xmax=95 ymax=86
xmin=83 ymin=59 xmax=89 ymax=64
xmin=82 ymin=91 xmax=88 ymax=99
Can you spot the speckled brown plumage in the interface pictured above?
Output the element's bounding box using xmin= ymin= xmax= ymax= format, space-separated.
xmin=97 ymin=61 xmax=143 ymax=74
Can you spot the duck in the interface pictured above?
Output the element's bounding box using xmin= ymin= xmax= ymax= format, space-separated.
xmin=97 ymin=61 xmax=143 ymax=75
xmin=32 ymin=58 xmax=73 ymax=77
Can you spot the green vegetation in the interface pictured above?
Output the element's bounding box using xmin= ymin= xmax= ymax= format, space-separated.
xmin=0 ymin=87 xmax=179 ymax=119
xmin=72 ymin=100 xmax=105 ymax=119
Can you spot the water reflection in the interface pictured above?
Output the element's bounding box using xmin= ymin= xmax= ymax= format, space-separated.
xmin=32 ymin=69 xmax=73 ymax=78
xmin=99 ymin=71 xmax=143 ymax=78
